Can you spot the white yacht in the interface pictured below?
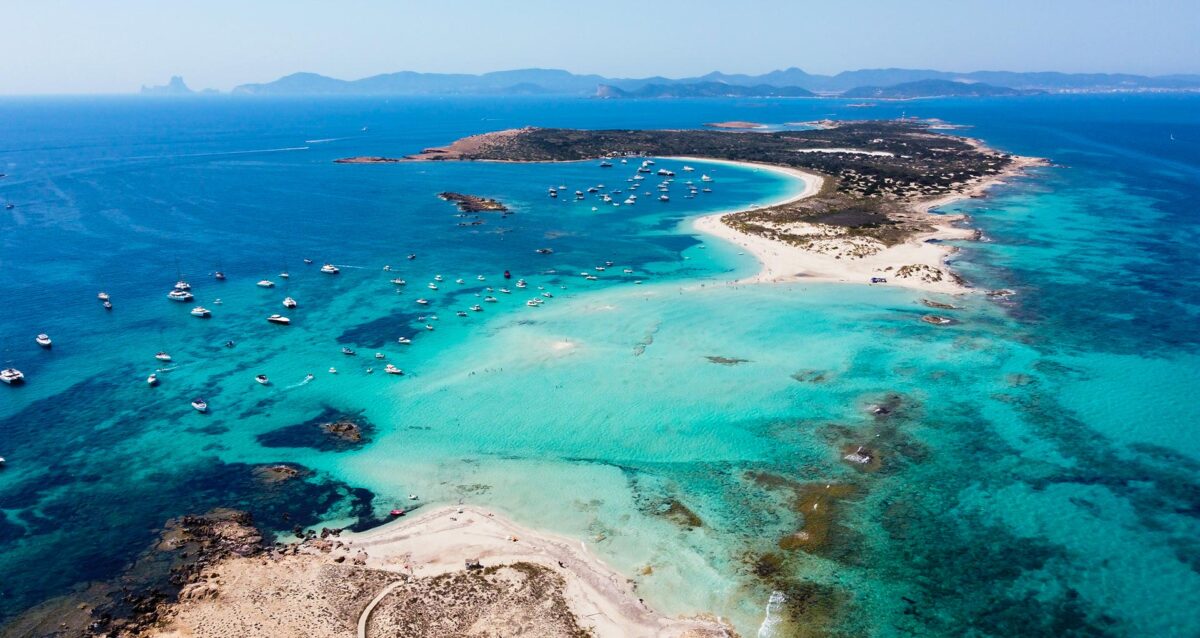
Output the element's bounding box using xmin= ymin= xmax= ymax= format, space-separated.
xmin=35 ymin=334 xmax=52 ymax=348
xmin=1 ymin=368 xmax=25 ymax=385
xmin=390 ymin=278 xmax=406 ymax=285
xmin=191 ymin=398 xmax=208 ymax=412
xmin=515 ymin=279 xmax=527 ymax=289
xmin=147 ymin=373 xmax=158 ymax=386
xmin=374 ymin=352 xmax=385 ymax=359
xmin=456 ymin=310 xmax=468 ymax=317
xmin=257 ymin=280 xmax=275 ymax=288
xmin=97 ymin=291 xmax=110 ymax=301
xmin=425 ymin=324 xmax=435 ymax=331
xmin=282 ymin=297 xmax=298 ymax=309
xmin=455 ymin=278 xmax=465 ymax=284
xmin=484 ymin=296 xmax=498 ymax=302
xmin=701 ymin=174 xmax=713 ymax=182
xmin=328 ymin=367 xmax=337 ymax=374
xmin=542 ymin=292 xmax=553 ymax=298
xmin=397 ymin=337 xmax=412 ymax=345
xmin=167 ymin=289 xmax=194 ymax=302
xmin=279 ymin=271 xmax=290 ymax=279
xmin=320 ymin=264 xmax=340 ymax=274
xmin=155 ymin=351 xmax=172 ymax=362
xmin=499 ymin=288 xmax=511 ymax=294
xmin=415 ymin=298 xmax=429 ymax=305
xmin=682 ymin=165 xmax=695 ymax=172
xmin=385 ymin=364 xmax=403 ymax=375
xmin=434 ymin=274 xmax=444 ymax=282
xmin=659 ymin=194 xmax=670 ymax=202
xmin=174 ymin=280 xmax=191 ymax=291
xmin=427 ymin=282 xmax=438 ymax=290
xmin=267 ymin=314 xmax=291 ymax=325
xmin=476 ymin=275 xmax=486 ymax=281
xmin=190 ymin=306 xmax=211 ymax=318
xmin=470 ymin=304 xmax=483 ymax=312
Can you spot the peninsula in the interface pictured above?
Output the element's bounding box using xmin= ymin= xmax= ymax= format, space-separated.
xmin=344 ymin=120 xmax=1043 ymax=292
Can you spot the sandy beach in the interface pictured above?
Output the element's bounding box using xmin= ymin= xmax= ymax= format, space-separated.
xmin=688 ymin=151 xmax=1042 ymax=294
xmin=150 ymin=506 xmax=731 ymax=638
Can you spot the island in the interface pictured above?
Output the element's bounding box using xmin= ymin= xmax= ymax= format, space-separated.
xmin=344 ymin=120 xmax=1043 ymax=293
xmin=438 ymin=192 xmax=509 ymax=213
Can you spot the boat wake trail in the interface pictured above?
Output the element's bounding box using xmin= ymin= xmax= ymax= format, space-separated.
xmin=303 ymin=137 xmax=348 ymax=144
xmin=286 ymin=376 xmax=314 ymax=389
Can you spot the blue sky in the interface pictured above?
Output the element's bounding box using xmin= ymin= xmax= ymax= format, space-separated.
xmin=2 ymin=0 xmax=1198 ymax=94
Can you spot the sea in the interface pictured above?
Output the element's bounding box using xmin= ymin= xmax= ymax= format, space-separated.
xmin=0 ymin=94 xmax=1197 ymax=637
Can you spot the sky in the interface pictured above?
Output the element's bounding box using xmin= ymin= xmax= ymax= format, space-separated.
xmin=1 ymin=0 xmax=1198 ymax=94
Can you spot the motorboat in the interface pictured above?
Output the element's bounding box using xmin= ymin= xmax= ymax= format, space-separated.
xmin=659 ymin=195 xmax=670 ymax=202
xmin=147 ymin=373 xmax=158 ymax=386
xmin=397 ymin=337 xmax=412 ymax=345
xmin=599 ymin=160 xmax=613 ymax=167
xmin=191 ymin=398 xmax=208 ymax=412
xmin=702 ymin=187 xmax=712 ymax=193
xmin=385 ymin=364 xmax=403 ymax=375
xmin=701 ymin=174 xmax=713 ymax=182
xmin=535 ymin=248 xmax=553 ymax=254
xmin=434 ymin=274 xmax=444 ymax=282
xmin=35 ymin=334 xmax=52 ymax=348
xmin=341 ymin=347 xmax=356 ymax=356
xmin=515 ymin=279 xmax=527 ymax=289
xmin=477 ymin=275 xmax=486 ymax=281
xmin=255 ymin=374 xmax=269 ymax=385
xmin=390 ymin=278 xmax=406 ymax=285
xmin=623 ymin=268 xmax=634 ymax=274
xmin=214 ymin=271 xmax=226 ymax=280
xmin=282 ymin=297 xmax=298 ymax=308
xmin=542 ymin=292 xmax=553 ymax=298
xmin=456 ymin=310 xmax=468 ymax=317
xmin=190 ymin=306 xmax=211 ymax=318
xmin=585 ymin=275 xmax=598 ymax=281
xmin=155 ymin=352 xmax=172 ymax=362
xmin=682 ymin=165 xmax=695 ymax=172
xmin=167 ymin=289 xmax=194 ymax=302
xmin=279 ymin=270 xmax=289 ymax=279
xmin=328 ymin=367 xmax=337 ymax=374
xmin=257 ymin=280 xmax=275 ymax=288
xmin=320 ymin=264 xmax=340 ymax=274
xmin=267 ymin=314 xmax=291 ymax=325
xmin=425 ymin=324 xmax=435 ymax=331
xmin=407 ymin=254 xmax=417 ymax=260
xmin=0 ymin=368 xmax=25 ymax=385
xmin=374 ymin=352 xmax=385 ymax=359
xmin=484 ymin=296 xmax=498 ymax=302
xmin=416 ymin=298 xmax=429 ymax=305
xmin=97 ymin=292 xmax=110 ymax=301
xmin=213 ymin=298 xmax=223 ymax=305
xmin=303 ymin=258 xmax=314 ymax=264
xmin=455 ymin=278 xmax=465 ymax=284
xmin=174 ymin=280 xmax=191 ymax=291
xmin=499 ymin=288 xmax=511 ymax=294
xmin=470 ymin=304 xmax=483 ymax=312
xmin=525 ymin=299 xmax=540 ymax=307
xmin=427 ymin=282 xmax=438 ymax=290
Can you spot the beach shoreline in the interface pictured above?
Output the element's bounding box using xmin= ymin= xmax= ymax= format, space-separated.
xmin=687 ymin=147 xmax=1044 ymax=294
xmin=148 ymin=505 xmax=731 ymax=638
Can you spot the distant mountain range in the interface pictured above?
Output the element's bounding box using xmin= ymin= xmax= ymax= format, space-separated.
xmin=143 ymin=67 xmax=1200 ymax=98
xmin=140 ymin=76 xmax=218 ymax=96
xmin=841 ymin=79 xmax=1043 ymax=99
xmin=595 ymin=82 xmax=815 ymax=99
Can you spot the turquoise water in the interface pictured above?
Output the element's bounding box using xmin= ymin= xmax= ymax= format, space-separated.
xmin=1 ymin=95 xmax=1198 ymax=636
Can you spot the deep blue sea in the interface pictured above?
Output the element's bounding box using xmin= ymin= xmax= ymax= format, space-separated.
xmin=1 ymin=94 xmax=1198 ymax=636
